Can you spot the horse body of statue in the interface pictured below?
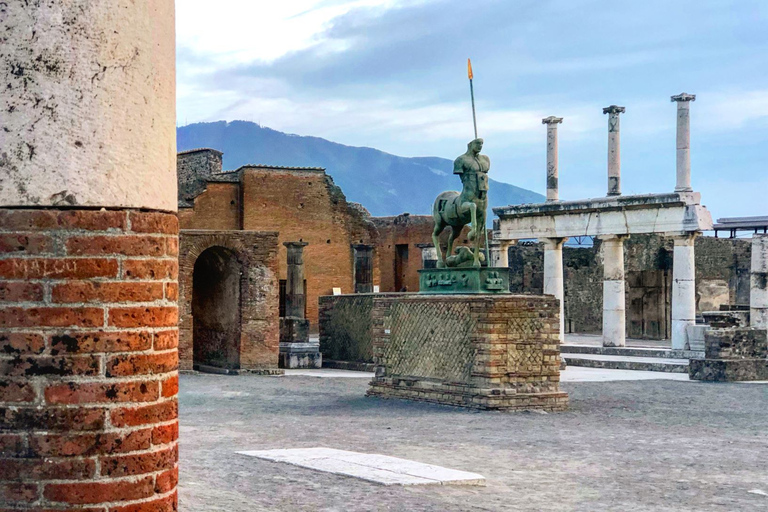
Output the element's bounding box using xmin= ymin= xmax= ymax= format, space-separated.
xmin=432 ymin=138 xmax=490 ymax=268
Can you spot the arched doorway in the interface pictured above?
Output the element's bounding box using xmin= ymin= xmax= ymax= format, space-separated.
xmin=192 ymin=246 xmax=242 ymax=370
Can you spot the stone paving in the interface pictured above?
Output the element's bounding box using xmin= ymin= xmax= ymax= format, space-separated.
xmin=178 ymin=372 xmax=767 ymax=511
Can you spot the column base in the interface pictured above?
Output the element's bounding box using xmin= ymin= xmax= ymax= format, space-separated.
xmin=280 ymin=317 xmax=310 ymax=343
xmin=279 ymin=342 xmax=323 ymax=369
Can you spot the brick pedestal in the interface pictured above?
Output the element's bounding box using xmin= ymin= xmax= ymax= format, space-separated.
xmin=0 ymin=209 xmax=179 ymax=510
xmin=367 ymin=294 xmax=568 ymax=411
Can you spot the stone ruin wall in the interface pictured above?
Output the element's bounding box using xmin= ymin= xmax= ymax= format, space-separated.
xmin=508 ymin=235 xmax=752 ymax=338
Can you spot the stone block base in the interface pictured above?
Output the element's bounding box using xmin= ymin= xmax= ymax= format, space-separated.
xmin=689 ymin=359 xmax=768 ymax=382
xmin=367 ymin=378 xmax=568 ymax=411
xmin=280 ymin=342 xmax=322 ymax=369
xmin=280 ymin=317 xmax=310 ymax=343
xmin=367 ymin=294 xmax=567 ymax=412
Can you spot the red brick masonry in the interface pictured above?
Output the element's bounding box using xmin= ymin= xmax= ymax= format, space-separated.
xmin=0 ymin=209 xmax=179 ymax=511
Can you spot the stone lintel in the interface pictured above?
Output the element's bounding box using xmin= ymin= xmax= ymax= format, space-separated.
xmin=284 ymin=241 xmax=310 ymax=248
xmin=542 ymin=116 xmax=564 ymax=125
xmin=602 ymin=105 xmax=626 ymax=115
xmin=671 ymin=93 xmax=696 ymax=103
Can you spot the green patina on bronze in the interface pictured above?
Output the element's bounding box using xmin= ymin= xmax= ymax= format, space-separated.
xmin=421 ymin=139 xmax=507 ymax=294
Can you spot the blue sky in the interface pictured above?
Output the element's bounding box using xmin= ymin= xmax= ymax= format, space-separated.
xmin=176 ymin=0 xmax=768 ymax=221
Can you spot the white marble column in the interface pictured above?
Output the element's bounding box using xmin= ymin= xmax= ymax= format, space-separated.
xmin=542 ymin=116 xmax=563 ymax=202
xmin=672 ymin=234 xmax=698 ymax=349
xmin=751 ymin=234 xmax=768 ymax=328
xmin=671 ymin=93 xmax=696 ymax=193
xmin=600 ymin=235 xmax=627 ymax=347
xmin=543 ymin=238 xmax=566 ymax=342
xmin=603 ymin=105 xmax=625 ymax=197
xmin=497 ymin=240 xmax=513 ymax=268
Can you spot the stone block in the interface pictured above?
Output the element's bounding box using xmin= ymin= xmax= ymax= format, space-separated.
xmin=280 ymin=342 xmax=322 ymax=369
xmin=367 ymin=294 xmax=567 ymax=411
xmin=280 ymin=317 xmax=310 ymax=344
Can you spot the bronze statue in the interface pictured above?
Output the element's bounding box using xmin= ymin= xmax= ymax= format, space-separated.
xmin=431 ymin=138 xmax=490 ymax=268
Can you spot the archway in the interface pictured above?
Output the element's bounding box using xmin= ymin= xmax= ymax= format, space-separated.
xmin=192 ymin=246 xmax=242 ymax=370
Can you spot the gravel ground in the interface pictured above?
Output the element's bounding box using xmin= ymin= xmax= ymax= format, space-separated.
xmin=178 ymin=374 xmax=768 ymax=512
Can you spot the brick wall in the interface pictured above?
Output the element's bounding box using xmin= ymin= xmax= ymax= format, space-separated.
xmin=178 ymin=183 xmax=241 ymax=231
xmin=0 ymin=209 xmax=179 ymax=510
xmin=240 ymin=168 xmax=379 ymax=330
xmin=372 ymin=214 xmax=470 ymax=293
xmin=178 ymin=230 xmax=280 ymax=372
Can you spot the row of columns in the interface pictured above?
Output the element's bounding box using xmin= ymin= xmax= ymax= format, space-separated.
xmin=541 ymin=94 xmax=696 ymax=200
xmin=501 ymin=96 xmax=702 ymax=347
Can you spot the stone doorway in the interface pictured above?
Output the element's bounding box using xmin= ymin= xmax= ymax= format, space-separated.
xmin=192 ymin=246 xmax=242 ymax=370
xmin=179 ymin=230 xmax=281 ymax=373
xmin=627 ymin=269 xmax=671 ymax=340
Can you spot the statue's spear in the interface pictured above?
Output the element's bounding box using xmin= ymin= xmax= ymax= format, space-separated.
xmin=468 ymin=58 xmax=478 ymax=139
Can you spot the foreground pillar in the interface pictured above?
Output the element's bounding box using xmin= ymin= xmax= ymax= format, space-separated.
xmin=280 ymin=242 xmax=321 ymax=368
xmin=543 ymin=238 xmax=566 ymax=342
xmin=672 ymin=234 xmax=698 ymax=349
xmin=751 ymin=234 xmax=768 ymax=328
xmin=671 ymin=93 xmax=696 ymax=193
xmin=0 ymin=2 xmax=178 ymax=510
xmin=603 ymin=106 xmax=625 ymax=196
xmin=600 ymin=236 xmax=627 ymax=347
xmin=542 ymin=116 xmax=563 ymax=202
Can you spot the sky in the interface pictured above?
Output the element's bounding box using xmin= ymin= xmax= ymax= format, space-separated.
xmin=176 ymin=0 xmax=768 ymax=221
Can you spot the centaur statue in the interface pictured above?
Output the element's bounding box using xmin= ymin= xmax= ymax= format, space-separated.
xmin=431 ymin=138 xmax=490 ymax=268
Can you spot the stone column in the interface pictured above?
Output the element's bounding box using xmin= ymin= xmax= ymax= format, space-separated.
xmin=0 ymin=2 xmax=178 ymax=510
xmin=751 ymin=234 xmax=768 ymax=328
xmin=280 ymin=242 xmax=321 ymax=368
xmin=671 ymin=234 xmax=698 ymax=350
xmin=416 ymin=243 xmax=438 ymax=269
xmin=600 ymin=236 xmax=627 ymax=347
xmin=542 ymin=116 xmax=563 ymax=202
xmin=498 ymin=240 xmax=512 ymax=268
xmin=543 ymin=238 xmax=567 ymax=341
xmin=603 ymin=106 xmax=625 ymax=196
xmin=353 ymin=244 xmax=374 ymax=293
xmin=671 ymin=93 xmax=696 ymax=193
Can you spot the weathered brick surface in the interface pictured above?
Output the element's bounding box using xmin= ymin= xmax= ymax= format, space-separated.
xmin=0 ymin=209 xmax=178 ymax=510
xmin=178 ymin=231 xmax=280 ymax=371
xmin=367 ymin=294 xmax=568 ymax=411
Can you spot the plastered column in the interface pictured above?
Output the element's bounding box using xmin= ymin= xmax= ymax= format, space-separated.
xmin=671 ymin=93 xmax=696 ymax=193
xmin=751 ymin=234 xmax=768 ymax=328
xmin=672 ymin=234 xmax=698 ymax=349
xmin=602 ymin=106 xmax=625 ymax=196
xmin=543 ymin=238 xmax=566 ymax=341
xmin=0 ymin=0 xmax=177 ymax=210
xmin=600 ymin=236 xmax=627 ymax=347
xmin=542 ymin=116 xmax=563 ymax=202
xmin=0 ymin=2 xmax=179 ymax=509
xmin=497 ymin=240 xmax=513 ymax=268
xmin=284 ymin=242 xmax=309 ymax=319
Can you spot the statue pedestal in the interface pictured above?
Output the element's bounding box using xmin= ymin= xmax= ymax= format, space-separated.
xmin=366 ymin=294 xmax=568 ymax=411
xmin=419 ymin=267 xmax=509 ymax=294
xmin=279 ymin=317 xmax=322 ymax=369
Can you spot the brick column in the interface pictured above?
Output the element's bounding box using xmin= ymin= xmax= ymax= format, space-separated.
xmin=1 ymin=1 xmax=177 ymax=509
xmin=0 ymin=211 xmax=179 ymax=509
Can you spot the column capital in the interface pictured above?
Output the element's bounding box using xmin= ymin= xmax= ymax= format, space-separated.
xmin=666 ymin=232 xmax=700 ymax=243
xmin=597 ymin=234 xmax=630 ymax=242
xmin=671 ymin=93 xmax=696 ymax=103
xmin=602 ymin=105 xmax=626 ymax=115
xmin=542 ymin=116 xmax=563 ymax=125
xmin=542 ymin=237 xmax=568 ymax=249
xmin=283 ymin=241 xmax=309 ymax=249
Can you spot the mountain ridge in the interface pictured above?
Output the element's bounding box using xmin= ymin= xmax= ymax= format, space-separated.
xmin=176 ymin=120 xmax=544 ymax=218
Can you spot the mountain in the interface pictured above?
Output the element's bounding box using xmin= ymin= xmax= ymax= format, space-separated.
xmin=176 ymin=121 xmax=544 ymax=218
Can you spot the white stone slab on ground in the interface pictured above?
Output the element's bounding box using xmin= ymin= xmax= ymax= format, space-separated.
xmin=561 ymin=366 xmax=690 ymax=382
xmin=237 ymin=447 xmax=485 ymax=486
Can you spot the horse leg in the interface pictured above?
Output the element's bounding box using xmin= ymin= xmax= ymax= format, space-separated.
xmin=446 ymin=225 xmax=460 ymax=263
xmin=432 ymin=221 xmax=446 ymax=268
xmin=468 ymin=202 xmax=480 ymax=268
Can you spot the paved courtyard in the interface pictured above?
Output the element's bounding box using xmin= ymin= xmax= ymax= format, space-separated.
xmin=178 ymin=372 xmax=767 ymax=511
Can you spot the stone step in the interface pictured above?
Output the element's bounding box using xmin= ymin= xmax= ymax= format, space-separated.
xmin=562 ymin=354 xmax=689 ymax=373
xmin=561 ymin=344 xmax=703 ymax=360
